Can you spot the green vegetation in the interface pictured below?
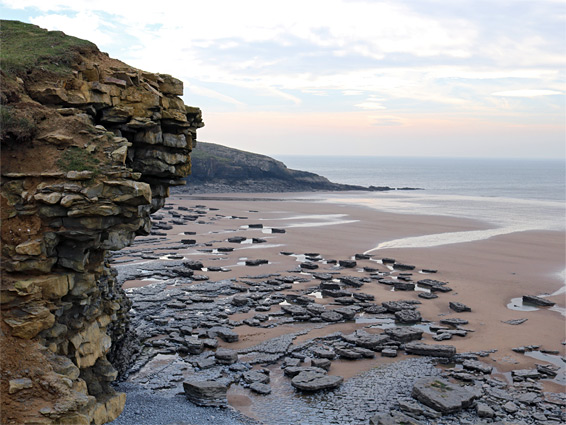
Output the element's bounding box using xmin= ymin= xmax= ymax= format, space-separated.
xmin=0 ymin=105 xmax=37 ymax=141
xmin=430 ymin=380 xmax=452 ymax=392
xmin=0 ymin=20 xmax=97 ymax=76
xmin=57 ymin=147 xmax=100 ymax=173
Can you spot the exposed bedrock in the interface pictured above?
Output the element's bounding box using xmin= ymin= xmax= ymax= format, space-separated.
xmin=0 ymin=21 xmax=203 ymax=425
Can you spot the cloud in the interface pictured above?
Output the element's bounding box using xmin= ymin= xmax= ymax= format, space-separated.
xmin=491 ymin=89 xmax=563 ymax=97
xmin=185 ymin=85 xmax=245 ymax=107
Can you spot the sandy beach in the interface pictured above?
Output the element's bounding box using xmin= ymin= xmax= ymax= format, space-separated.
xmin=118 ymin=192 xmax=565 ymax=399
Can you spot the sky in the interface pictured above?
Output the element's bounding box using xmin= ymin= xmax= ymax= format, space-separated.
xmin=1 ymin=0 xmax=565 ymax=158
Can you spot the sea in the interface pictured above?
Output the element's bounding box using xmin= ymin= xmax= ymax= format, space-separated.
xmin=275 ymin=156 xmax=566 ymax=259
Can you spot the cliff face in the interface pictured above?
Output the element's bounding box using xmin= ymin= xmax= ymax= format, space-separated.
xmin=0 ymin=21 xmax=203 ymax=424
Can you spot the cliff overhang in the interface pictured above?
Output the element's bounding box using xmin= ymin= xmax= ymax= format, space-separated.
xmin=0 ymin=20 xmax=203 ymax=424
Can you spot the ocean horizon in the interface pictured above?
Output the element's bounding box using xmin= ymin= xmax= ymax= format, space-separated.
xmin=275 ymin=155 xmax=566 ymax=257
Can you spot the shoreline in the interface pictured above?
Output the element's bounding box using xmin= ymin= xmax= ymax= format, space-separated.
xmin=111 ymin=191 xmax=565 ymax=424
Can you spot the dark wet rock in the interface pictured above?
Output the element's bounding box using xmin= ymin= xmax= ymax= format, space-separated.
xmin=421 ymin=269 xmax=438 ymax=274
xmin=440 ymin=318 xmax=469 ymax=327
xmin=183 ymin=380 xmax=228 ymax=407
xmin=462 ymin=359 xmax=493 ymax=374
xmin=291 ymin=371 xmax=343 ymax=391
xmin=382 ymin=258 xmax=396 ymax=264
xmin=353 ymin=332 xmax=391 ymax=350
xmin=192 ymin=275 xmax=210 ymax=281
xmin=252 ymin=238 xmax=267 ymax=243
xmin=394 ymin=282 xmax=415 ymax=291
xmin=364 ymin=304 xmax=388 ymax=314
xmin=313 ymin=273 xmax=333 ymax=280
xmin=398 ymin=400 xmax=442 ymax=419
xmin=511 ymin=369 xmax=541 ymax=381
xmin=228 ymin=236 xmax=247 ymax=243
xmin=536 ymin=363 xmax=559 ymax=377
xmin=339 ymin=260 xmax=357 ymax=268
xmin=215 ymin=348 xmax=238 ymax=365
xmin=321 ymin=288 xmax=352 ymax=298
xmin=449 ymin=302 xmax=471 ymax=312
xmin=184 ymin=336 xmax=205 ymax=354
xmin=382 ymin=301 xmax=418 ymax=312
xmin=339 ymin=276 xmax=365 ymax=287
xmin=286 ymin=294 xmax=314 ymax=305
xmin=195 ymin=357 xmax=216 ymax=369
xmin=271 ymin=228 xmax=286 ymax=233
xmin=217 ymin=247 xmax=234 ymax=252
xmin=522 ymin=295 xmax=555 ymax=306
xmin=209 ymin=326 xmax=239 ymax=343
xmin=395 ymin=309 xmax=422 ymax=324
xmin=355 ymin=253 xmax=371 ymax=260
xmin=311 ymin=358 xmax=331 ymax=370
xmin=385 ymin=327 xmax=423 ymax=343
xmin=245 ymin=259 xmax=269 ymax=266
xmin=476 ymin=402 xmax=495 ymax=418
xmin=335 ymin=346 xmax=364 ymax=359
xmin=180 ymin=239 xmax=197 ymax=245
xmin=321 ymin=311 xmax=343 ymax=322
xmin=248 ymin=223 xmax=263 ymax=228
xmin=381 ymin=348 xmax=398 ymax=357
xmin=353 ymin=292 xmax=375 ymax=302
xmin=306 ymin=304 xmax=326 ymax=316
xmin=281 ymin=304 xmax=308 ymax=316
xmin=418 ymin=292 xmax=438 ymax=300
xmin=312 ymin=348 xmax=336 ymax=359
xmin=393 ymin=263 xmax=415 ymax=271
xmin=417 ymin=279 xmax=451 ymax=292
xmin=250 ymin=382 xmax=271 ymax=395
xmin=334 ymin=307 xmax=357 ymax=320
xmin=319 ymin=281 xmax=341 ymax=291
xmin=369 ymin=411 xmax=425 ymax=425
xmin=183 ymin=260 xmax=204 ymax=270
xmin=334 ymin=296 xmax=357 ymax=305
xmin=405 ymin=342 xmax=456 ymax=358
xmin=411 ymin=377 xmax=477 ymax=413
xmin=243 ymin=370 xmax=270 ymax=385
xmin=283 ymin=366 xmax=327 ymax=377
xmin=300 ymin=262 xmax=319 ymax=270
xmin=231 ymin=295 xmax=249 ymax=306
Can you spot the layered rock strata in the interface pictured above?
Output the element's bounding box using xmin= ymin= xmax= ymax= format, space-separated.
xmin=0 ymin=21 xmax=203 ymax=424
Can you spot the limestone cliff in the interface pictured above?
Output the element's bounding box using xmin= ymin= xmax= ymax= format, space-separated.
xmin=0 ymin=21 xmax=203 ymax=424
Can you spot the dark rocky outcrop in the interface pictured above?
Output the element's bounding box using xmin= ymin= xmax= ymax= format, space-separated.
xmin=174 ymin=141 xmax=419 ymax=193
xmin=1 ymin=20 xmax=202 ymax=424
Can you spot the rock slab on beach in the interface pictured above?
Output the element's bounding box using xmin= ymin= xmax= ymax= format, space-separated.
xmin=411 ymin=377 xmax=477 ymax=414
xmin=183 ymin=380 xmax=228 ymax=407
xmin=291 ymin=371 xmax=343 ymax=391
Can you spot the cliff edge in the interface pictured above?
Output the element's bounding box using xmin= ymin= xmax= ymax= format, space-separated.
xmin=0 ymin=20 xmax=203 ymax=424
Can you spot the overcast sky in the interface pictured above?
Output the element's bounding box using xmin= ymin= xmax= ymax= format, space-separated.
xmin=2 ymin=0 xmax=564 ymax=158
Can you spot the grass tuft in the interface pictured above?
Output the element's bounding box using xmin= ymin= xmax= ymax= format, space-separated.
xmin=0 ymin=20 xmax=97 ymax=77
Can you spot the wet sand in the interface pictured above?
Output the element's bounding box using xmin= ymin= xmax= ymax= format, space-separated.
xmin=122 ymin=192 xmax=566 ymax=396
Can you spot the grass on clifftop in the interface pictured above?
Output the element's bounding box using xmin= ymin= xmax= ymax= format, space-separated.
xmin=0 ymin=20 xmax=97 ymax=76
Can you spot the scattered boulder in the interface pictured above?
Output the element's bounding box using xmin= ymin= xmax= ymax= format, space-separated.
xmin=449 ymin=302 xmax=471 ymax=313
xmin=215 ymin=348 xmax=238 ymax=365
xmin=338 ymin=260 xmax=357 ymax=268
xmin=183 ymin=380 xmax=228 ymax=407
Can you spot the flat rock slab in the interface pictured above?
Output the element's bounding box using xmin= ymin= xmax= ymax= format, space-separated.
xmin=183 ymin=380 xmax=227 ymax=407
xmin=412 ymin=377 xmax=477 ymax=414
xmin=370 ymin=411 xmax=425 ymax=424
xmin=405 ymin=342 xmax=456 ymax=358
xmin=291 ymin=371 xmax=343 ymax=391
